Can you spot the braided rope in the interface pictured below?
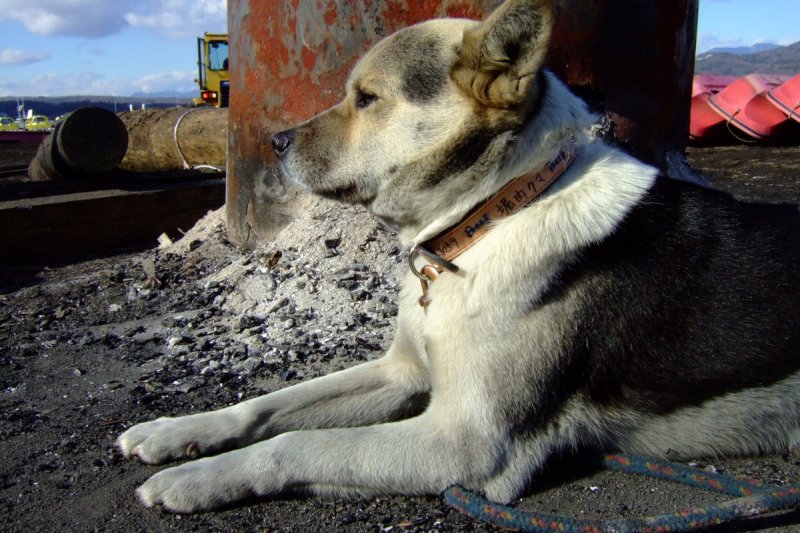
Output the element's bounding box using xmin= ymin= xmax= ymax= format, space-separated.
xmin=443 ymin=453 xmax=800 ymax=532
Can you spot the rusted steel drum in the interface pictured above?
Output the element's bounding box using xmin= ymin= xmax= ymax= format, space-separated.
xmin=227 ymin=0 xmax=699 ymax=247
xmin=28 ymin=107 xmax=128 ymax=181
xmin=549 ymin=0 xmax=700 ymax=172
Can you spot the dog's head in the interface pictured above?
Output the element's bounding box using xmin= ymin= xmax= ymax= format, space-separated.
xmin=272 ymin=0 xmax=556 ymax=234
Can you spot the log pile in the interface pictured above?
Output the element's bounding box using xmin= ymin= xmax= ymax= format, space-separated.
xmin=28 ymin=107 xmax=128 ymax=181
xmin=118 ymin=108 xmax=227 ymax=172
xmin=27 ymin=107 xmax=228 ymax=180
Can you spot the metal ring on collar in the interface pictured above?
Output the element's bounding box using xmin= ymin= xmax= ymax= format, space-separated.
xmin=409 ymin=244 xmax=458 ymax=281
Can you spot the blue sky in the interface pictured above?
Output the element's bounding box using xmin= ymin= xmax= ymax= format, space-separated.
xmin=697 ymin=0 xmax=799 ymax=53
xmin=0 ymin=0 xmax=797 ymax=98
xmin=0 ymin=0 xmax=226 ymax=97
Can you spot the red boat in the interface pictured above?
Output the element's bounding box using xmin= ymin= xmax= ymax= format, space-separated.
xmin=767 ymin=74 xmax=800 ymax=124
xmin=690 ymin=74 xmax=737 ymax=141
xmin=708 ymin=74 xmax=791 ymax=140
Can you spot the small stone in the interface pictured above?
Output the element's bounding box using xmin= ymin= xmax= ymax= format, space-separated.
xmin=109 ymin=269 xmax=126 ymax=283
xmin=72 ymin=368 xmax=83 ymax=377
xmin=76 ymin=334 xmax=95 ymax=347
xmin=324 ymin=237 xmax=341 ymax=249
xmin=268 ymin=298 xmax=290 ymax=313
xmin=172 ymin=376 xmax=204 ymax=394
xmin=132 ymin=330 xmax=160 ymax=344
xmin=126 ymin=286 xmax=138 ymax=301
xmin=238 ymin=315 xmax=260 ymax=331
xmin=200 ymin=361 xmax=220 ymax=375
xmin=242 ymin=357 xmax=262 ymax=373
xmin=279 ymin=369 xmax=297 ymax=381
xmin=19 ymin=343 xmax=37 ymax=356
xmin=198 ymin=338 xmax=214 ymax=351
xmin=167 ymin=335 xmax=188 ymax=348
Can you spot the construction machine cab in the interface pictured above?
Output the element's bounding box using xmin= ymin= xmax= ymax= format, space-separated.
xmin=194 ymin=33 xmax=229 ymax=108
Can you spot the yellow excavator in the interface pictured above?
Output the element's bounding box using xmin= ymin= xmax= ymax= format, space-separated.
xmin=194 ymin=33 xmax=229 ymax=108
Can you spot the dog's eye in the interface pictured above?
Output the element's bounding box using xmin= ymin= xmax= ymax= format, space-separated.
xmin=355 ymin=90 xmax=379 ymax=109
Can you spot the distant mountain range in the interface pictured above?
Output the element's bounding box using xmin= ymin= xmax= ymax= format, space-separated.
xmin=0 ymin=94 xmax=194 ymax=119
xmin=696 ymin=41 xmax=800 ymax=76
xmin=130 ymin=90 xmax=197 ymax=99
xmin=701 ymin=43 xmax=780 ymax=56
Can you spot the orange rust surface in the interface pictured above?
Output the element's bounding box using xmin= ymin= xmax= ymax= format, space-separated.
xmin=230 ymin=0 xmax=494 ymax=133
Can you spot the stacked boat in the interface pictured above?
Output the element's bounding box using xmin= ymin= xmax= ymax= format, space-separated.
xmin=691 ymin=73 xmax=800 ymax=144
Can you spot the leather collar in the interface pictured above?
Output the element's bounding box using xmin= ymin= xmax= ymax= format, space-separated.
xmin=408 ymin=137 xmax=579 ymax=309
xmin=418 ymin=137 xmax=578 ymax=264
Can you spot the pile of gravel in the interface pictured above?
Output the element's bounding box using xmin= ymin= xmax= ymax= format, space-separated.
xmin=93 ymin=199 xmax=405 ymax=400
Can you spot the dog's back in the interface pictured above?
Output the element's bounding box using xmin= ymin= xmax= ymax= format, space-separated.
xmin=549 ymin=177 xmax=800 ymax=457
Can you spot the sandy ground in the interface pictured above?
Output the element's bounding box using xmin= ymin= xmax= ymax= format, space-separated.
xmin=2 ymin=142 xmax=800 ymax=532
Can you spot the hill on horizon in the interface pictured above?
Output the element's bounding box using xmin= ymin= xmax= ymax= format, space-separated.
xmin=701 ymin=43 xmax=779 ymax=56
xmin=0 ymin=94 xmax=193 ymax=119
xmin=695 ymin=41 xmax=800 ymax=76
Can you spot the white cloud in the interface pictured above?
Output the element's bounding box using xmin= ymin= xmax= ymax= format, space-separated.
xmin=696 ymin=33 xmax=745 ymax=54
xmin=125 ymin=0 xmax=226 ymax=39
xmin=0 ymin=0 xmax=227 ymax=39
xmin=0 ymin=1 xmax=129 ymax=37
xmin=128 ymin=69 xmax=196 ymax=93
xmin=696 ymin=32 xmax=798 ymax=54
xmin=0 ymin=48 xmax=51 ymax=66
xmin=0 ymin=71 xmax=101 ymax=97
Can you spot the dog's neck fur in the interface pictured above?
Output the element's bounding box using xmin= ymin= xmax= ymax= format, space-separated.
xmin=407 ymin=71 xmax=597 ymax=246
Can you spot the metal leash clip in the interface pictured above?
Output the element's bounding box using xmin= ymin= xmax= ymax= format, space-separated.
xmin=408 ymin=245 xmax=458 ymax=311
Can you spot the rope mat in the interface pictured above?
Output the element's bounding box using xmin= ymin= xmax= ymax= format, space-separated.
xmin=444 ymin=453 xmax=800 ymax=532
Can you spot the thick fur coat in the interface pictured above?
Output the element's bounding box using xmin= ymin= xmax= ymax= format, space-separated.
xmin=117 ymin=0 xmax=800 ymax=512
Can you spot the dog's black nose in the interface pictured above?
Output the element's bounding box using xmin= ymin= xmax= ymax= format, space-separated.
xmin=271 ymin=129 xmax=294 ymax=158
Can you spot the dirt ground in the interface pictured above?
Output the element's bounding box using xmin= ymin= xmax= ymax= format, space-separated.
xmin=2 ymin=142 xmax=800 ymax=532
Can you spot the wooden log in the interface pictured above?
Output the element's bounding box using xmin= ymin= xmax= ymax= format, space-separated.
xmin=27 ymin=107 xmax=128 ymax=181
xmin=118 ymin=108 xmax=228 ymax=172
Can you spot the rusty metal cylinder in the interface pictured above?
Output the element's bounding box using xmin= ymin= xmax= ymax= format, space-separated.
xmin=28 ymin=107 xmax=128 ymax=181
xmin=227 ymin=0 xmax=699 ymax=248
xmin=118 ymin=108 xmax=228 ymax=173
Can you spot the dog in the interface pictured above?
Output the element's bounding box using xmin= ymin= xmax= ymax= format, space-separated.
xmin=117 ymin=0 xmax=800 ymax=513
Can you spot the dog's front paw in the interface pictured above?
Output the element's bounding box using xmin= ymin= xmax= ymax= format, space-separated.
xmin=117 ymin=413 xmax=233 ymax=464
xmin=136 ymin=454 xmax=256 ymax=513
xmin=117 ymin=417 xmax=187 ymax=464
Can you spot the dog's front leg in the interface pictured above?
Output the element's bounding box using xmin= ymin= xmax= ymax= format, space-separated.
xmin=117 ymin=331 xmax=429 ymax=464
xmin=135 ymin=407 xmax=497 ymax=513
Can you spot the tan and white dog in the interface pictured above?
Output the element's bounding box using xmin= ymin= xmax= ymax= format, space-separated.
xmin=118 ymin=0 xmax=800 ymax=513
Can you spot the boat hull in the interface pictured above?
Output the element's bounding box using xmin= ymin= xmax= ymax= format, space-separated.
xmin=708 ymin=74 xmax=791 ymax=140
xmin=767 ymin=74 xmax=800 ymax=124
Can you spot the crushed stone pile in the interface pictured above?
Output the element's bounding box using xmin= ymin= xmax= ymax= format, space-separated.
xmin=100 ymin=199 xmax=406 ymax=399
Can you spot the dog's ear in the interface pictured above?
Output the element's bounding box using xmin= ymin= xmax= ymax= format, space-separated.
xmin=452 ymin=0 xmax=554 ymax=108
